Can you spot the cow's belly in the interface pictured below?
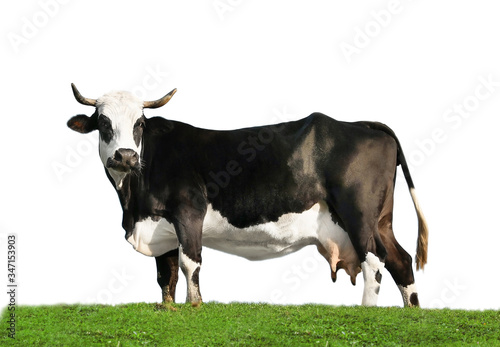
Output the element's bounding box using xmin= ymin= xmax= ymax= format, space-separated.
xmin=202 ymin=201 xmax=348 ymax=261
xmin=127 ymin=201 xmax=352 ymax=261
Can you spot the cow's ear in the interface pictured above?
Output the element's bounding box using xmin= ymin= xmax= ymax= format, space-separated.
xmin=67 ymin=112 xmax=98 ymax=133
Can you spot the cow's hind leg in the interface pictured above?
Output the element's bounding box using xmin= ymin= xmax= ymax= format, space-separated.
xmin=360 ymin=251 xmax=386 ymax=306
xmin=328 ymin=176 xmax=391 ymax=305
xmin=331 ymin=199 xmax=388 ymax=306
xmin=379 ymin=213 xmax=420 ymax=307
xmin=327 ymin=131 xmax=410 ymax=306
xmin=325 ymin=189 xmax=388 ymax=306
xmin=317 ymin=236 xmax=384 ymax=306
xmin=155 ymin=248 xmax=179 ymax=303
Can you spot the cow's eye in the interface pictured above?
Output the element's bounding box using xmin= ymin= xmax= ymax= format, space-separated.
xmin=98 ymin=115 xmax=111 ymax=129
xmin=98 ymin=115 xmax=113 ymax=143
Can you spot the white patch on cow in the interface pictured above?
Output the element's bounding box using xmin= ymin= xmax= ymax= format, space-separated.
xmin=96 ymin=91 xmax=144 ymax=189
xmin=127 ymin=217 xmax=178 ymax=257
xmin=127 ymin=201 xmax=357 ymax=280
xmin=202 ymin=201 xmax=353 ymax=261
xmin=361 ymin=252 xmax=385 ymax=306
xmin=105 ymin=165 xmax=128 ymax=190
xmin=398 ymin=283 xmax=418 ymax=307
xmin=179 ymin=245 xmax=202 ymax=303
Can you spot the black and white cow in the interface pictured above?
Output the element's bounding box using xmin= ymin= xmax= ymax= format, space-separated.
xmin=67 ymin=84 xmax=428 ymax=307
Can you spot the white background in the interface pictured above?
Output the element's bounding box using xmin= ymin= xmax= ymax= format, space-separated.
xmin=1 ymin=1 xmax=499 ymax=310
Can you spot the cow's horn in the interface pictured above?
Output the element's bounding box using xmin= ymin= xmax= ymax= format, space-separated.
xmin=143 ymin=88 xmax=177 ymax=109
xmin=71 ymin=83 xmax=97 ymax=107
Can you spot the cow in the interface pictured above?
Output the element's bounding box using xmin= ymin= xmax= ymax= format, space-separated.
xmin=67 ymin=83 xmax=428 ymax=307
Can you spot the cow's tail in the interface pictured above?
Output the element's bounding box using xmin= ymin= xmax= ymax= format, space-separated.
xmin=358 ymin=121 xmax=429 ymax=270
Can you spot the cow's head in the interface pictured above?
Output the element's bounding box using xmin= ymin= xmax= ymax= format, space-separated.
xmin=67 ymin=83 xmax=176 ymax=189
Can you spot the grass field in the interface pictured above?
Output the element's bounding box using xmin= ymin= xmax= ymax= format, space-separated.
xmin=1 ymin=302 xmax=499 ymax=346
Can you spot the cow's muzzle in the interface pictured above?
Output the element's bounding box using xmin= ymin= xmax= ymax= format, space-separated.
xmin=106 ymin=149 xmax=141 ymax=173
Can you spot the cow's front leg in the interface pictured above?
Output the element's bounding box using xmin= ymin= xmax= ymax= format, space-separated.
xmin=179 ymin=244 xmax=202 ymax=304
xmin=155 ymin=249 xmax=179 ymax=303
xmin=173 ymin=189 xmax=206 ymax=305
xmin=173 ymin=206 xmax=204 ymax=304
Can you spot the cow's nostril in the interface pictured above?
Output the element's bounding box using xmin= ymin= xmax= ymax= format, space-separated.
xmin=128 ymin=154 xmax=138 ymax=166
xmin=114 ymin=150 xmax=123 ymax=161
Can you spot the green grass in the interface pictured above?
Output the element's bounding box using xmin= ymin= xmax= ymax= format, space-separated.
xmin=1 ymin=302 xmax=499 ymax=346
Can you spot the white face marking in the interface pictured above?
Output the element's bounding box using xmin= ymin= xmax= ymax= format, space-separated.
xmin=398 ymin=283 xmax=418 ymax=307
xmin=179 ymin=245 xmax=202 ymax=303
xmin=361 ymin=252 xmax=385 ymax=306
xmin=127 ymin=217 xmax=178 ymax=257
xmin=96 ymin=91 xmax=144 ymax=189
